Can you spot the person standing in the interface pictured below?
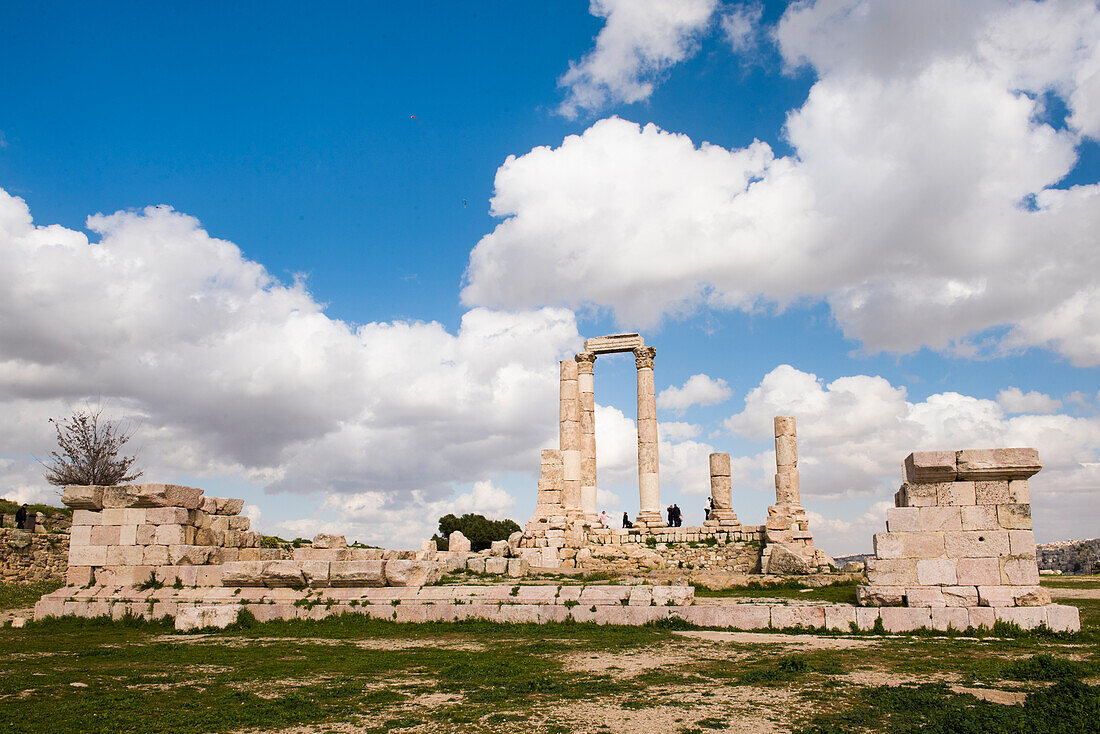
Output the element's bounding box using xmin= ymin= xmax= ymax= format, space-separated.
xmin=666 ymin=504 xmax=674 ymax=526
xmin=622 ymin=512 xmax=633 ymax=529
xmin=15 ymin=504 xmax=27 ymax=530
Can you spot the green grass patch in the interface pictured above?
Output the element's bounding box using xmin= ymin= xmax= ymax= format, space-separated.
xmin=693 ymin=579 xmax=860 ymax=604
xmin=0 ymin=579 xmax=63 ymax=610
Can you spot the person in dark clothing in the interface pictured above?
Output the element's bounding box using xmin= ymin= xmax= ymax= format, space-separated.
xmin=666 ymin=505 xmax=674 ymax=526
xmin=672 ymin=504 xmax=682 ymax=527
xmin=622 ymin=512 xmax=633 ymax=529
xmin=15 ymin=504 xmax=27 ymax=530
xmin=705 ymin=496 xmax=714 ymax=521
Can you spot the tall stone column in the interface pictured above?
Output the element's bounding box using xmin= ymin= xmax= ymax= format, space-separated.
xmin=576 ymin=352 xmax=598 ymax=520
xmin=633 ymin=346 xmax=662 ymax=526
xmin=559 ymin=360 xmax=582 ymax=515
xmin=773 ymin=416 xmax=801 ymax=505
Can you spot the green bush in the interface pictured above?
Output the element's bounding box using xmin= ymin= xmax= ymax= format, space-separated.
xmin=431 ymin=513 xmax=521 ymax=552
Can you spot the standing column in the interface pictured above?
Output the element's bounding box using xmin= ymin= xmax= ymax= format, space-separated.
xmin=559 ymin=360 xmax=582 ymax=515
xmin=773 ymin=416 xmax=801 ymax=505
xmin=633 ymin=346 xmax=662 ymax=526
xmin=576 ymin=352 xmax=598 ymax=520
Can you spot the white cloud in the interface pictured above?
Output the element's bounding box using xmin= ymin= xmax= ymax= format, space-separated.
xmin=722 ymin=364 xmax=1100 ymax=545
xmin=996 ymin=387 xmax=1063 ymax=414
xmin=658 ymin=373 xmax=732 ymax=413
xmin=659 ymin=421 xmax=701 ymax=441
xmin=558 ymin=0 xmax=718 ymax=119
xmin=465 ymin=1 xmax=1100 ymax=365
xmin=719 ymin=1 xmax=763 ymax=53
xmin=0 ymin=188 xmax=582 ymax=547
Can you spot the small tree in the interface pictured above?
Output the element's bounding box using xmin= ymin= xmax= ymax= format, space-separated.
xmin=431 ymin=513 xmax=521 ymax=552
xmin=41 ymin=408 xmax=143 ymax=486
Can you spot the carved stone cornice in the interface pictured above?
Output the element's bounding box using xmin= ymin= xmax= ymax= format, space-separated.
xmin=633 ymin=346 xmax=657 ymax=370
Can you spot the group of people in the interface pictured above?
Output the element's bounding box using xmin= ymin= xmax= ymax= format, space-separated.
xmin=590 ymin=499 xmax=710 ymax=529
xmin=665 ymin=504 xmax=684 ymax=527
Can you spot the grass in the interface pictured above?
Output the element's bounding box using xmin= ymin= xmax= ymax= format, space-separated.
xmin=1041 ymin=574 xmax=1100 ymax=589
xmin=692 ymin=578 xmax=860 ymax=604
xmin=0 ymin=578 xmax=63 ymax=610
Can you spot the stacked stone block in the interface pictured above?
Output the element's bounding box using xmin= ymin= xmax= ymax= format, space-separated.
xmin=762 ymin=417 xmax=827 ymax=570
xmin=858 ymin=448 xmax=1050 ymax=609
xmin=62 ymin=483 xmax=261 ymax=587
xmin=703 ymin=453 xmax=741 ymax=530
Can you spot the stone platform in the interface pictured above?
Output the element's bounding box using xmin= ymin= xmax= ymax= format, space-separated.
xmin=34 ymin=583 xmax=1080 ymax=634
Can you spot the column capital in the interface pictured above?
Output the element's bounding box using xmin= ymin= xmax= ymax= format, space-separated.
xmin=633 ymin=346 xmax=657 ymax=370
xmin=575 ymin=351 xmax=597 ymax=367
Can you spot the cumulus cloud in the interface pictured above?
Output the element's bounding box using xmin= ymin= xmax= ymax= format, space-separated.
xmin=719 ymin=1 xmax=763 ymax=53
xmin=657 ymin=373 xmax=732 ymax=413
xmin=722 ymin=364 xmax=1100 ymax=546
xmin=558 ymin=0 xmax=718 ymax=119
xmin=465 ymin=1 xmax=1100 ymax=365
xmin=997 ymin=387 xmax=1063 ymax=414
xmin=0 ymin=188 xmax=582 ymax=546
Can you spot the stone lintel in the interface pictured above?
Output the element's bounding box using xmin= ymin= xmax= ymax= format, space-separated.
xmin=583 ymin=333 xmax=644 ymax=354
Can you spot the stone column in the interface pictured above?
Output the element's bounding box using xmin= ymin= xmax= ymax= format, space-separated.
xmin=576 ymin=352 xmax=598 ymax=520
xmin=709 ymin=453 xmax=732 ymax=509
xmin=634 ymin=346 xmax=662 ymax=526
xmin=559 ymin=360 xmax=582 ymax=514
xmin=773 ymin=416 xmax=801 ymax=505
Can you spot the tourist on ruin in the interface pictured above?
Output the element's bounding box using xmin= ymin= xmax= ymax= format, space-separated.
xmin=598 ymin=510 xmax=610 ymax=528
xmin=621 ymin=512 xmax=633 ymax=529
xmin=672 ymin=504 xmax=683 ymax=527
xmin=15 ymin=503 xmax=27 ymax=530
xmin=666 ymin=504 xmax=674 ymax=526
xmin=705 ymin=496 xmax=714 ymax=521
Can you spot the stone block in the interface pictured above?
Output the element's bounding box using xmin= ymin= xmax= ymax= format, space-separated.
xmin=956 ymin=448 xmax=1041 ymax=481
xmin=506 ymin=559 xmax=529 ymax=578
xmin=931 ymin=607 xmax=970 ymax=631
xmin=955 ymin=557 xmax=1001 ymax=586
xmin=944 ymin=531 xmax=1009 ymax=558
xmin=774 ymin=435 xmax=798 ymax=467
xmin=960 ymin=505 xmax=998 ymax=531
xmin=873 ymin=532 xmax=904 ymax=559
xmin=997 ymin=504 xmax=1031 ymax=530
xmin=904 ymin=451 xmax=957 ymax=483
xmin=213 ymin=498 xmax=245 ymax=515
xmin=897 ymin=482 xmax=938 ymax=507
xmin=294 ymin=561 xmax=329 ymax=587
xmin=100 ymin=508 xmax=148 ymax=525
xmin=1008 ymin=530 xmax=1036 ymax=555
xmin=974 ymin=480 xmax=1010 ymax=505
xmin=326 ymin=560 xmax=384 ymax=586
xmin=145 ymin=507 xmax=190 ymax=525
xmin=771 ymin=605 xmax=825 ymax=629
xmin=901 ymin=532 xmax=946 ymax=559
xmin=66 ymin=566 xmax=94 ymax=586
xmin=856 ymin=585 xmax=905 ymax=607
xmin=916 ymin=559 xmax=957 ymax=585
xmin=168 ymin=545 xmax=212 ymax=565
xmin=95 ymin=565 xmax=155 ymax=587
xmin=483 ymin=557 xmax=507 ymax=575
xmin=709 ymin=452 xmax=731 ymax=476
xmin=466 ymin=557 xmax=486 ymax=573
xmin=312 ymin=533 xmax=347 ymax=549
xmin=941 ymin=585 xmax=979 ymax=607
xmin=220 ymin=561 xmax=265 ymax=586
xmin=102 ymin=483 xmax=204 ymax=509
xmin=824 ymin=606 xmax=858 ymax=631
xmin=106 ymin=545 xmax=144 ymax=566
xmin=1008 ymin=480 xmax=1030 ymax=503
xmin=865 ymin=558 xmax=918 ymax=586
xmin=774 ymin=415 xmax=796 ymax=437
xmin=977 ymin=586 xmax=1018 ymax=607
xmin=880 ymin=607 xmax=932 ymax=632
xmin=158 ymin=565 xmax=199 ymax=587
xmin=489 ymin=540 xmax=509 ymax=557
xmin=210 ymin=547 xmax=239 ymax=564
xmin=1001 ymin=556 xmax=1040 ymax=586
xmin=886 ymin=507 xmax=921 ymax=532
xmin=194 ymin=528 xmax=224 ymax=547
xmin=1046 ymin=605 xmax=1081 ymax=633
xmin=994 ymin=606 xmax=1047 ymax=630
xmin=155 ymin=524 xmax=191 ymax=546
xmin=63 ymin=485 xmax=106 ymax=510
xmin=69 ymin=525 xmax=92 ymax=547
xmin=1014 ymin=587 xmax=1051 ymax=607
xmin=855 ymin=607 xmax=882 ymax=631
xmin=920 ymin=507 xmax=962 ymax=532
xmin=135 ymin=525 xmax=156 ymax=545
xmin=905 ymin=587 xmax=946 ymax=607
xmin=71 ymin=509 xmax=103 ymax=526
xmin=385 ymin=560 xmax=440 ymax=587
xmin=119 ymin=525 xmax=137 ymax=545
xmin=936 ymin=481 xmax=975 ymax=506
xmin=175 ymin=604 xmax=243 ymax=631
xmin=69 ymin=545 xmax=108 ymax=566
xmin=968 ymin=607 xmax=996 ymax=630
xmin=261 ymin=560 xmax=306 ymax=588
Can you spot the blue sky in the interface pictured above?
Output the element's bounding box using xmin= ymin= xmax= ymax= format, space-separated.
xmin=1 ymin=1 xmax=1098 ymax=554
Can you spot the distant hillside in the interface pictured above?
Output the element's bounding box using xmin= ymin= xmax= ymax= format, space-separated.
xmin=1037 ymin=539 xmax=1100 ymax=575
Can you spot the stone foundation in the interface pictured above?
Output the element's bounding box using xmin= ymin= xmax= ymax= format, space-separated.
xmin=0 ymin=528 xmax=69 ymax=582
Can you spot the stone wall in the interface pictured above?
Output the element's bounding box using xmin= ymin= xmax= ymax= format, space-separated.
xmin=1037 ymin=539 xmax=1100 ymax=575
xmin=0 ymin=528 xmax=69 ymax=582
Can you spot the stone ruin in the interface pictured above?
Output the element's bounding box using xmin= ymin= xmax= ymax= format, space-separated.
xmin=521 ymin=333 xmax=828 ymax=573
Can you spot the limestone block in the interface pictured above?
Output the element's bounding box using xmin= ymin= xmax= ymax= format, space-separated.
xmin=168 ymin=545 xmax=212 ymax=565
xmin=210 ymin=547 xmax=239 ymax=564
xmin=774 ymin=469 xmax=800 ymax=504
xmin=175 ymin=604 xmax=243 ymax=632
xmin=1008 ymin=480 xmax=1030 ymax=504
xmin=937 ymin=481 xmax=976 ymax=507
xmin=95 ymin=565 xmax=156 ymax=587
xmin=213 ymin=498 xmax=245 ymax=515
xmin=145 ymin=507 xmax=190 ymax=525
xmin=977 ymin=586 xmax=1018 ymax=607
xmin=118 ymin=525 xmax=137 ymax=545
xmin=1001 ymin=556 xmax=1040 ymax=586
xmin=968 ymin=607 xmax=996 ymax=629
xmin=710 ymin=475 xmax=732 ymax=508
xmin=259 ymin=560 xmax=306 ymax=588
xmin=291 ymin=561 xmax=327 ymax=587
xmin=293 ymin=548 xmax=348 ymax=561
xmin=956 ymin=557 xmax=1001 ymax=586
xmin=384 ymin=560 xmax=441 ymax=587
xmin=773 ymin=415 xmax=796 ymax=437
xmin=101 ymin=508 xmax=147 ymax=525
xmin=974 ymin=481 xmax=1010 ymax=505
xmin=916 ymin=559 xmax=957 ymax=585
xmin=447 ymin=531 xmax=472 ymax=554
xmin=67 ymin=566 xmax=94 ymax=586
xmin=996 ymin=504 xmax=1031 ymax=530
xmin=956 ymin=448 xmax=1041 ymax=481
xmin=774 ymin=435 xmax=798 ymax=467
xmin=506 ymin=559 xmax=528 ymax=578
xmin=466 ymin=557 xmax=486 ymax=573
xmin=106 ymin=545 xmax=144 ymax=566
xmin=824 ymin=605 xmax=857 ymax=631
xmin=901 ymin=532 xmax=946 ymax=559
xmin=905 ymin=587 xmax=946 ymax=607
xmin=931 ymin=607 xmax=970 ymax=631
xmin=69 ymin=525 xmax=92 ymax=547
xmin=709 ymin=453 xmax=731 ymax=476
xmin=903 ymin=451 xmax=957 ymax=483
xmin=194 ymin=528 xmax=224 ymax=547
xmin=158 ymin=565 xmax=198 ymax=587
xmin=155 ymin=524 xmax=192 ymax=546
xmin=944 ymin=531 xmax=1010 ymax=558
xmin=771 ymin=606 xmax=825 ymax=629
xmin=881 ymin=607 xmax=932 ymax=633
xmin=484 ymin=557 xmax=508 ymax=575
xmin=873 ymin=532 xmax=904 ymax=559
xmin=897 ymin=482 xmax=938 ymax=507
xmin=961 ymin=506 xmax=998 ymax=531
xmin=142 ymin=545 xmax=169 ymax=566
xmin=886 ymin=508 xmax=921 ymax=532
xmin=62 ymin=485 xmax=106 ymax=510
xmin=102 ymin=483 xmax=204 ymax=509
xmin=919 ymin=507 xmax=962 ymax=532
xmin=855 ymin=607 xmax=882 ymax=631
xmin=328 ymin=560 xmax=385 ymax=587
xmin=541 ymin=449 xmax=564 ymax=479
xmin=489 ymin=540 xmax=509 ymax=557
xmin=71 ymin=509 xmax=103 ymax=526
xmin=865 ymin=558 xmax=918 ymax=586
xmin=69 ymin=545 xmax=108 ymax=566
xmin=941 ymin=585 xmax=979 ymax=607
xmin=994 ymin=606 xmax=1047 ymax=630
xmin=1014 ymin=587 xmax=1051 ymax=607
xmin=313 ymin=533 xmax=347 ymax=549
xmin=1046 ymin=604 xmax=1081 ymax=633
xmin=764 ymin=544 xmax=810 ymax=574
xmin=856 ymin=585 xmax=905 ymax=607
xmin=1008 ymin=530 xmax=1036 ymax=556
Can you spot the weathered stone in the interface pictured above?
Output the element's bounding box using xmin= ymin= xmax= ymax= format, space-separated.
xmin=764 ymin=544 xmax=810 ymax=574
xmin=1000 ymin=556 xmax=1040 ymax=586
xmin=774 ymin=435 xmax=798 ymax=467
xmin=903 ymin=451 xmax=957 ymax=483
xmin=328 ymin=561 xmax=386 ymax=587
xmin=102 ymin=483 xmax=204 ymax=509
xmin=996 ymin=504 xmax=1031 ymax=530
xmin=62 ymin=485 xmax=105 ymax=510
xmin=771 ymin=605 xmax=825 ymax=629
xmin=1008 ymin=480 xmax=1030 ymax=503
xmin=175 ymin=604 xmax=243 ymax=631
xmin=1014 ymin=587 xmax=1052 ymax=607
xmin=977 ymin=585 xmax=1017 ymax=607
xmin=448 ymin=530 xmax=471 ymax=553
xmin=919 ymin=507 xmax=962 ymax=532
xmin=937 ymin=481 xmax=976 ymax=506
xmin=916 ymin=559 xmax=957 ymax=585
xmin=261 ymin=560 xmax=306 ymax=588
xmin=89 ymin=526 xmax=120 ymax=546
xmin=896 ymin=482 xmax=939 ymax=507
xmin=865 ymin=558 xmax=919 ymax=586
xmin=956 ymin=557 xmax=1001 ymax=586
xmin=880 ymin=607 xmax=932 ymax=633
xmin=1008 ymin=530 xmax=1036 ymax=555
xmin=384 ymin=560 xmax=440 ymax=587
xmin=886 ymin=507 xmax=921 ymax=532
xmin=974 ymin=481 xmax=1011 ymax=505
xmin=312 ymin=533 xmax=347 ymax=549
xmin=485 ymin=557 xmax=508 ymax=575
xmin=931 ymin=607 xmax=971 ymax=631
xmin=944 ymin=531 xmax=1010 ymax=558
xmin=904 ymin=587 xmax=946 ymax=607
xmin=901 ymin=532 xmax=946 ymax=559
xmin=1046 ymin=604 xmax=1081 ymax=632
xmin=489 ymin=540 xmax=509 ymax=557
xmin=168 ymin=545 xmax=212 ymax=565
xmin=956 ymin=448 xmax=1041 ymax=481
xmin=506 ymin=558 xmax=529 ymax=577
xmin=856 ymin=585 xmax=905 ymax=607
xmin=71 ymin=509 xmax=103 ymax=526
xmin=709 ymin=453 xmax=731 ymax=476
xmin=214 ymin=498 xmax=245 ymax=515
xmin=941 ymin=585 xmax=979 ymax=607
xmin=960 ymin=505 xmax=998 ymax=531
xmin=69 ymin=545 xmax=108 ymax=567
